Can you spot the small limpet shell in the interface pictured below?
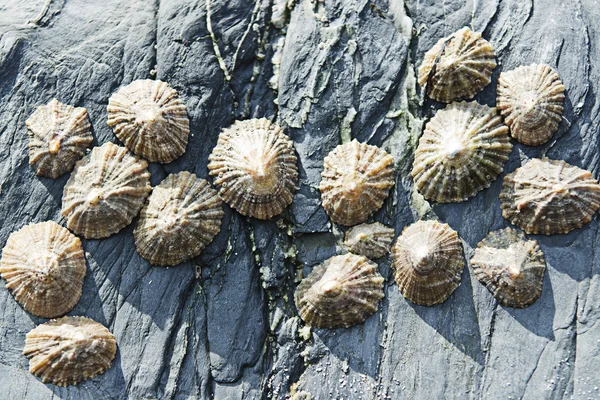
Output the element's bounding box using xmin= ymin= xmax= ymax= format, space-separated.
xmin=320 ymin=139 xmax=395 ymax=226
xmin=391 ymin=220 xmax=464 ymax=306
xmin=471 ymin=228 xmax=546 ymax=308
xmin=497 ymin=64 xmax=565 ymax=146
xmin=294 ymin=253 xmax=384 ymax=329
xmin=107 ymin=79 xmax=190 ymax=163
xmin=500 ymin=158 xmax=600 ymax=235
xmin=24 ymin=316 xmax=117 ymax=387
xmin=412 ymin=101 xmax=512 ymax=203
xmin=208 ymin=118 xmax=299 ymax=220
xmin=26 ymin=99 xmax=93 ymax=179
xmin=0 ymin=221 xmax=86 ymax=318
xmin=61 ymin=142 xmax=151 ymax=239
xmin=344 ymin=222 xmax=394 ymax=259
xmin=134 ymin=171 xmax=224 ymax=266
xmin=418 ymin=27 xmax=497 ymax=103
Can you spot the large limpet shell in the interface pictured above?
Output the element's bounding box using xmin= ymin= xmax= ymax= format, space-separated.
xmin=471 ymin=228 xmax=546 ymax=308
xmin=107 ymin=79 xmax=190 ymax=163
xmin=497 ymin=64 xmax=565 ymax=146
xmin=391 ymin=220 xmax=464 ymax=306
xmin=412 ymin=101 xmax=512 ymax=203
xmin=61 ymin=142 xmax=151 ymax=239
xmin=134 ymin=171 xmax=224 ymax=266
xmin=320 ymin=139 xmax=395 ymax=226
xmin=344 ymin=222 xmax=394 ymax=259
xmin=24 ymin=316 xmax=117 ymax=387
xmin=26 ymin=99 xmax=93 ymax=179
xmin=208 ymin=118 xmax=299 ymax=220
xmin=0 ymin=221 xmax=86 ymax=318
xmin=418 ymin=27 xmax=497 ymax=103
xmin=500 ymin=158 xmax=600 ymax=235
xmin=294 ymin=253 xmax=384 ymax=329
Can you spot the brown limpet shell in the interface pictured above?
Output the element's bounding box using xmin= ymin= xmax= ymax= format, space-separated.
xmin=391 ymin=220 xmax=464 ymax=306
xmin=26 ymin=99 xmax=93 ymax=179
xmin=107 ymin=79 xmax=190 ymax=163
xmin=497 ymin=64 xmax=565 ymax=146
xmin=61 ymin=142 xmax=151 ymax=239
xmin=500 ymin=158 xmax=600 ymax=235
xmin=344 ymin=222 xmax=394 ymax=259
xmin=320 ymin=139 xmax=395 ymax=226
xmin=134 ymin=171 xmax=224 ymax=266
xmin=418 ymin=27 xmax=497 ymax=103
xmin=0 ymin=221 xmax=86 ymax=318
xmin=24 ymin=316 xmax=117 ymax=387
xmin=294 ymin=253 xmax=384 ymax=329
xmin=208 ymin=118 xmax=299 ymax=220
xmin=470 ymin=228 xmax=546 ymax=308
xmin=412 ymin=101 xmax=512 ymax=203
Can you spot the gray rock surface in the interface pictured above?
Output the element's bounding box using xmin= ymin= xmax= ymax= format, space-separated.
xmin=0 ymin=0 xmax=599 ymax=398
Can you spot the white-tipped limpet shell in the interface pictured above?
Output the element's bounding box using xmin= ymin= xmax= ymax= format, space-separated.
xmin=344 ymin=222 xmax=394 ymax=259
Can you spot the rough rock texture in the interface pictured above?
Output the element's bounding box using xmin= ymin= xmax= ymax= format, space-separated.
xmin=0 ymin=0 xmax=599 ymax=399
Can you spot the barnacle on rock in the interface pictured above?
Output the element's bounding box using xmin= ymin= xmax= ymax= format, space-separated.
xmin=500 ymin=158 xmax=600 ymax=235
xmin=26 ymin=99 xmax=93 ymax=179
xmin=344 ymin=222 xmax=394 ymax=259
xmin=0 ymin=221 xmax=86 ymax=318
xmin=412 ymin=101 xmax=512 ymax=203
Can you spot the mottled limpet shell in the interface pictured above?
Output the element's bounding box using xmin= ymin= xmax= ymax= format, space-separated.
xmin=471 ymin=228 xmax=546 ymax=308
xmin=208 ymin=118 xmax=298 ymax=220
xmin=500 ymin=158 xmax=600 ymax=235
xmin=320 ymin=139 xmax=395 ymax=226
xmin=497 ymin=64 xmax=565 ymax=146
xmin=107 ymin=79 xmax=189 ymax=163
xmin=134 ymin=171 xmax=224 ymax=266
xmin=418 ymin=27 xmax=497 ymax=103
xmin=412 ymin=101 xmax=512 ymax=203
xmin=294 ymin=253 xmax=384 ymax=329
xmin=26 ymin=99 xmax=93 ymax=179
xmin=391 ymin=220 xmax=464 ymax=306
xmin=23 ymin=316 xmax=117 ymax=387
xmin=344 ymin=222 xmax=394 ymax=259
xmin=61 ymin=142 xmax=151 ymax=239
xmin=0 ymin=221 xmax=86 ymax=318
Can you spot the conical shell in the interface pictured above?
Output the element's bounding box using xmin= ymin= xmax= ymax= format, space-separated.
xmin=418 ymin=27 xmax=497 ymax=103
xmin=391 ymin=220 xmax=464 ymax=306
xmin=294 ymin=253 xmax=384 ymax=329
xmin=344 ymin=222 xmax=394 ymax=259
xmin=320 ymin=140 xmax=395 ymax=226
xmin=134 ymin=171 xmax=224 ymax=266
xmin=207 ymin=118 xmax=298 ymax=220
xmin=26 ymin=99 xmax=93 ymax=179
xmin=23 ymin=316 xmax=117 ymax=387
xmin=61 ymin=142 xmax=151 ymax=239
xmin=412 ymin=101 xmax=512 ymax=203
xmin=0 ymin=221 xmax=86 ymax=318
xmin=500 ymin=158 xmax=600 ymax=235
xmin=497 ymin=64 xmax=565 ymax=146
xmin=470 ymin=228 xmax=546 ymax=308
xmin=107 ymin=79 xmax=189 ymax=163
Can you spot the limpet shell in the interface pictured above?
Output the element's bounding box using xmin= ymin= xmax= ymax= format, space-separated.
xmin=344 ymin=222 xmax=394 ymax=259
xmin=134 ymin=171 xmax=224 ymax=266
xmin=26 ymin=99 xmax=93 ymax=179
xmin=391 ymin=220 xmax=464 ymax=306
xmin=412 ymin=101 xmax=512 ymax=203
xmin=320 ymin=139 xmax=395 ymax=226
xmin=418 ymin=27 xmax=497 ymax=103
xmin=497 ymin=64 xmax=565 ymax=146
xmin=471 ymin=228 xmax=546 ymax=308
xmin=107 ymin=79 xmax=190 ymax=163
xmin=0 ymin=221 xmax=86 ymax=318
xmin=61 ymin=142 xmax=151 ymax=239
xmin=208 ymin=118 xmax=298 ymax=220
xmin=23 ymin=316 xmax=117 ymax=387
xmin=500 ymin=158 xmax=600 ymax=235
xmin=294 ymin=253 xmax=384 ymax=329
